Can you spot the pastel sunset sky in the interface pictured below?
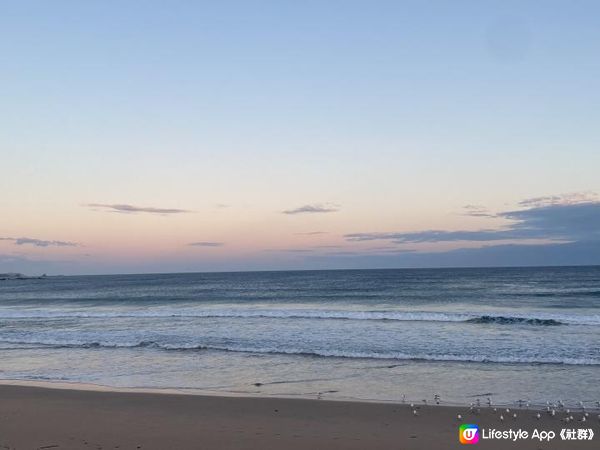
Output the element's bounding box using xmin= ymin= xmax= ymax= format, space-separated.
xmin=2 ymin=1 xmax=600 ymax=274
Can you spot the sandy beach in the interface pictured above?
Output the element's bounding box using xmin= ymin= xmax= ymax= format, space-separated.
xmin=0 ymin=384 xmax=597 ymax=450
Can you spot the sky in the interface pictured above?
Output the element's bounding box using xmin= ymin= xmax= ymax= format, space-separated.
xmin=1 ymin=1 xmax=600 ymax=275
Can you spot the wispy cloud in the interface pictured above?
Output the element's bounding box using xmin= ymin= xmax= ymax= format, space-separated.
xmin=86 ymin=203 xmax=191 ymax=215
xmin=345 ymin=229 xmax=512 ymax=243
xmin=295 ymin=231 xmax=328 ymax=235
xmin=0 ymin=237 xmax=79 ymax=247
xmin=345 ymin=195 xmax=600 ymax=245
xmin=318 ymin=248 xmax=417 ymax=257
xmin=462 ymin=204 xmax=496 ymax=218
xmin=188 ymin=241 xmax=224 ymax=247
xmin=282 ymin=204 xmax=340 ymax=215
xmin=518 ymin=191 xmax=599 ymax=208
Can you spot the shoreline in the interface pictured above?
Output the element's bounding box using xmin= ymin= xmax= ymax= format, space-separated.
xmin=2 ymin=378 xmax=599 ymax=410
xmin=1 ymin=384 xmax=598 ymax=449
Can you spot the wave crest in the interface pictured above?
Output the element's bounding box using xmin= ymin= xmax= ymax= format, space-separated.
xmin=0 ymin=309 xmax=597 ymax=325
xmin=466 ymin=316 xmax=563 ymax=326
xmin=1 ymin=338 xmax=598 ymax=366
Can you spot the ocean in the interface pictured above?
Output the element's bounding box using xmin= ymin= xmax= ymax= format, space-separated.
xmin=1 ymin=266 xmax=599 ymax=407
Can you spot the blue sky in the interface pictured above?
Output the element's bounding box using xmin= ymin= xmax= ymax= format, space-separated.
xmin=1 ymin=1 xmax=599 ymax=274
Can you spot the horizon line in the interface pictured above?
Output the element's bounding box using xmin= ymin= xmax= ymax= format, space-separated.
xmin=16 ymin=263 xmax=600 ymax=278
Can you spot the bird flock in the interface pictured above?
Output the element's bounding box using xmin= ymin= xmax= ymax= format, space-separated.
xmin=401 ymin=395 xmax=600 ymax=423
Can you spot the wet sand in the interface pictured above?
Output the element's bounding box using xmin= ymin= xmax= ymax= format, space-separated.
xmin=0 ymin=384 xmax=597 ymax=449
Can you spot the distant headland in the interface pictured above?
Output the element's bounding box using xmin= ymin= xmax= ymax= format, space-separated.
xmin=0 ymin=273 xmax=47 ymax=281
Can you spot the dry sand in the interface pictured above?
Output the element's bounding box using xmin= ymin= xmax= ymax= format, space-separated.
xmin=0 ymin=384 xmax=598 ymax=449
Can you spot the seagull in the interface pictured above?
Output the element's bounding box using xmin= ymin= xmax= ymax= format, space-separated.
xmin=551 ymin=410 xmax=556 ymax=417
xmin=582 ymin=416 xmax=586 ymax=423
xmin=493 ymin=408 xmax=497 ymax=413
xmin=513 ymin=413 xmax=517 ymax=420
xmin=413 ymin=409 xmax=418 ymax=416
xmin=536 ymin=413 xmax=541 ymax=420
xmin=457 ymin=414 xmax=462 ymax=421
xmin=565 ymin=417 xmax=570 ymax=423
xmin=506 ymin=408 xmax=510 ymax=413
xmin=500 ymin=415 xmax=504 ymax=421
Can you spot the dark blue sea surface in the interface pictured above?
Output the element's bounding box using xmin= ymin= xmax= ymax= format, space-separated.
xmin=1 ymin=267 xmax=599 ymax=406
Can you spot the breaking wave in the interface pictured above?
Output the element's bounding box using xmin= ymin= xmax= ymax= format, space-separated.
xmin=1 ymin=338 xmax=598 ymax=366
xmin=0 ymin=308 xmax=597 ymax=325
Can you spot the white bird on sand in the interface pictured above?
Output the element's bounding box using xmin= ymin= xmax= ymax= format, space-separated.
xmin=551 ymin=410 xmax=556 ymax=417
xmin=582 ymin=416 xmax=586 ymax=423
xmin=565 ymin=417 xmax=570 ymax=423
xmin=500 ymin=415 xmax=504 ymax=421
xmin=513 ymin=413 xmax=517 ymax=420
xmin=493 ymin=408 xmax=497 ymax=413
xmin=457 ymin=414 xmax=462 ymax=421
xmin=536 ymin=413 xmax=541 ymax=420
xmin=410 ymin=403 xmax=414 ymax=408
xmin=506 ymin=408 xmax=510 ymax=413
xmin=413 ymin=409 xmax=418 ymax=416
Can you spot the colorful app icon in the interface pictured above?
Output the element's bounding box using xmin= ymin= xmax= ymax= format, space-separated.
xmin=459 ymin=424 xmax=479 ymax=444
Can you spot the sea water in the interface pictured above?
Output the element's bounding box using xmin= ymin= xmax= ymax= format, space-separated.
xmin=1 ymin=267 xmax=599 ymax=407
